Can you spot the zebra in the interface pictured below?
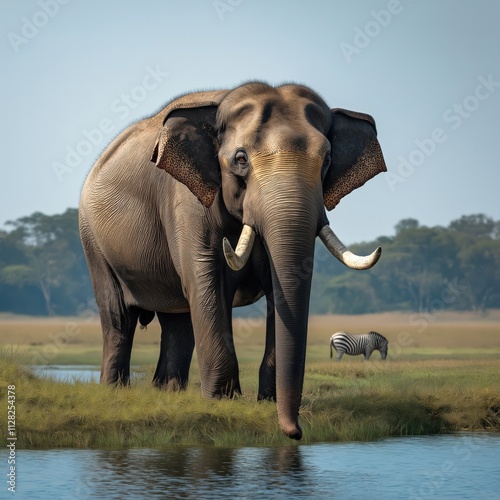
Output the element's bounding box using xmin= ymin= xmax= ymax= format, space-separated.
xmin=329 ymin=331 xmax=388 ymax=361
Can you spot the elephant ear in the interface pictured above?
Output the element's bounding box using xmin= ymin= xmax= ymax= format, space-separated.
xmin=151 ymin=91 xmax=229 ymax=207
xmin=323 ymin=108 xmax=387 ymax=210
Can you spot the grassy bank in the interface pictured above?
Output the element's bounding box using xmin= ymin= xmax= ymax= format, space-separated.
xmin=1 ymin=312 xmax=499 ymax=447
xmin=1 ymin=348 xmax=499 ymax=448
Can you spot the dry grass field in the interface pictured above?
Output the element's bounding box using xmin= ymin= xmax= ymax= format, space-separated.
xmin=306 ymin=310 xmax=500 ymax=348
xmin=0 ymin=310 xmax=498 ymax=366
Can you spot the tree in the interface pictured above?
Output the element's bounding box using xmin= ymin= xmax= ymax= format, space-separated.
xmin=395 ymin=218 xmax=419 ymax=234
xmin=1 ymin=209 xmax=92 ymax=316
xmin=449 ymin=214 xmax=498 ymax=239
xmin=313 ymin=214 xmax=500 ymax=314
xmin=325 ymin=272 xmax=378 ymax=314
xmin=457 ymin=238 xmax=500 ymax=312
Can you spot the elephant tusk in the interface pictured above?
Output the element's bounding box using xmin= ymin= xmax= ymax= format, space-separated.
xmin=223 ymin=224 xmax=255 ymax=271
xmin=319 ymin=225 xmax=381 ymax=270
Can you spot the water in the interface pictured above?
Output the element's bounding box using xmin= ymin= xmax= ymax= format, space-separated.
xmin=33 ymin=366 xmax=146 ymax=383
xmin=33 ymin=366 xmax=100 ymax=383
xmin=2 ymin=434 xmax=499 ymax=499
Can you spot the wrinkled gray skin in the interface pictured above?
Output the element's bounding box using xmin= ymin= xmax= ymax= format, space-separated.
xmin=79 ymin=82 xmax=386 ymax=439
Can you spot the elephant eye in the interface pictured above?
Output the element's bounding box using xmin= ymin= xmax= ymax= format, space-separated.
xmin=235 ymin=150 xmax=248 ymax=165
xmin=323 ymin=153 xmax=331 ymax=169
xmin=233 ymin=150 xmax=249 ymax=179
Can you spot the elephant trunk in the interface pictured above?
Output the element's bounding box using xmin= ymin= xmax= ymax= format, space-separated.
xmin=246 ymin=151 xmax=323 ymax=439
xmin=265 ymin=227 xmax=315 ymax=440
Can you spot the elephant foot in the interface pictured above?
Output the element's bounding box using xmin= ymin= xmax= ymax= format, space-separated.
xmin=257 ymin=376 xmax=276 ymax=402
xmin=216 ymin=385 xmax=242 ymax=399
xmin=153 ymin=377 xmax=187 ymax=391
xmin=257 ymin=393 xmax=276 ymax=402
xmin=100 ymin=369 xmax=130 ymax=386
xmin=203 ymin=380 xmax=242 ymax=399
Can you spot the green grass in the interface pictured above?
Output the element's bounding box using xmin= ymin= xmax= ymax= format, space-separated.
xmin=1 ymin=347 xmax=499 ymax=449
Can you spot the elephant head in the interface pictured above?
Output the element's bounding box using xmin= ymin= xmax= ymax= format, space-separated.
xmin=152 ymin=82 xmax=386 ymax=439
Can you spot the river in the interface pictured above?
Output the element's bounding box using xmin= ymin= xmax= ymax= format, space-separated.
xmin=2 ymin=433 xmax=499 ymax=499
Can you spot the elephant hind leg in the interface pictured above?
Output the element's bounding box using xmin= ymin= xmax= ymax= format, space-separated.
xmin=80 ymin=223 xmax=138 ymax=385
xmin=100 ymin=304 xmax=139 ymax=385
xmin=153 ymin=312 xmax=195 ymax=390
xmin=97 ymin=280 xmax=139 ymax=385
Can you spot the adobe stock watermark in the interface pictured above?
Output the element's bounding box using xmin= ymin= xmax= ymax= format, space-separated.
xmin=52 ymin=65 xmax=168 ymax=182
xmin=339 ymin=0 xmax=413 ymax=64
xmin=408 ymin=434 xmax=482 ymax=500
xmin=386 ymin=74 xmax=499 ymax=192
xmin=213 ymin=0 xmax=243 ymax=21
xmin=29 ymin=298 xmax=99 ymax=366
xmin=408 ymin=278 xmax=468 ymax=334
xmin=7 ymin=0 xmax=71 ymax=53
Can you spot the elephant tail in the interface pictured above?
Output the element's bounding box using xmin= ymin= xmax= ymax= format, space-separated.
xmin=139 ymin=309 xmax=155 ymax=331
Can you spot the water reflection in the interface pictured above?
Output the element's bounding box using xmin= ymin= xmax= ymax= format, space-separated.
xmin=7 ymin=434 xmax=500 ymax=499
xmin=83 ymin=446 xmax=314 ymax=499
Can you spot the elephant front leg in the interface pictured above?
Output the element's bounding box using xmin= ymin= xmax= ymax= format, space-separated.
xmin=196 ymin=323 xmax=241 ymax=398
xmin=190 ymin=290 xmax=241 ymax=398
xmin=153 ymin=312 xmax=195 ymax=390
xmin=258 ymin=294 xmax=276 ymax=401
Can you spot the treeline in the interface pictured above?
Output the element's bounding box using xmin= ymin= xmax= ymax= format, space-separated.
xmin=1 ymin=210 xmax=499 ymax=316
xmin=0 ymin=209 xmax=91 ymax=316
xmin=311 ymin=214 xmax=500 ymax=314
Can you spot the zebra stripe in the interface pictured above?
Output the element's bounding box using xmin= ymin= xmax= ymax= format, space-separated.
xmin=329 ymin=331 xmax=388 ymax=361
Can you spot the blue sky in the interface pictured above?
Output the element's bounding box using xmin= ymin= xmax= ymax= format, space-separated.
xmin=2 ymin=0 xmax=499 ymax=243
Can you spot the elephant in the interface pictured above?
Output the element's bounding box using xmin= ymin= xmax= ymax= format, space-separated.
xmin=78 ymin=81 xmax=387 ymax=440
